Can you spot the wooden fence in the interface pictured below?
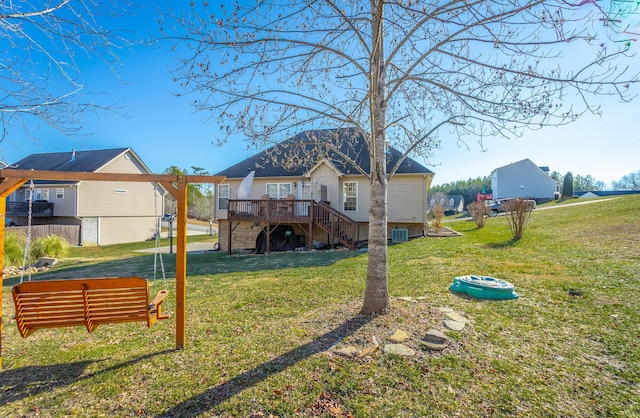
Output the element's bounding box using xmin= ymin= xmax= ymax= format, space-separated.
xmin=7 ymin=225 xmax=81 ymax=246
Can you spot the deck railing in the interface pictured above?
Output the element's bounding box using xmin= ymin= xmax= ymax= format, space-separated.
xmin=228 ymin=199 xmax=314 ymax=223
xmin=6 ymin=201 xmax=54 ymax=217
xmin=312 ymin=202 xmax=360 ymax=248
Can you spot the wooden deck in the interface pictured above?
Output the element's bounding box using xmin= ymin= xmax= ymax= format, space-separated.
xmin=227 ymin=199 xmax=360 ymax=252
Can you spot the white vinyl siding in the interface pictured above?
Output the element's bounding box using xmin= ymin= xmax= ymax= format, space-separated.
xmin=98 ymin=216 xmax=156 ymax=246
xmin=77 ymin=181 xmax=156 ymax=217
xmin=387 ymin=175 xmax=428 ymax=224
xmin=310 ymin=164 xmax=339 ymax=204
xmin=343 ymin=181 xmax=358 ymax=211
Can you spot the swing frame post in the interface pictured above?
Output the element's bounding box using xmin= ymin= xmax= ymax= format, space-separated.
xmin=0 ymin=169 xmax=224 ymax=368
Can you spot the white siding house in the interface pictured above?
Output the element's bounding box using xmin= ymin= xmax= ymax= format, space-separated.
xmin=215 ymin=128 xmax=434 ymax=252
xmin=491 ymin=159 xmax=557 ymax=202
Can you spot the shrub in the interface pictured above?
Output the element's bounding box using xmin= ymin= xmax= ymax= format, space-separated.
xmin=431 ymin=204 xmax=445 ymax=228
xmin=30 ymin=234 xmax=70 ymax=259
xmin=504 ymin=198 xmax=534 ymax=240
xmin=467 ymin=201 xmax=489 ymax=228
xmin=3 ymin=231 xmax=27 ymax=266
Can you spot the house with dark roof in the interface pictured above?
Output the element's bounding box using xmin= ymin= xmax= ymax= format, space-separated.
xmin=490 ymin=158 xmax=559 ymax=203
xmin=214 ymin=128 xmax=435 ymax=253
xmin=428 ymin=195 xmax=465 ymax=214
xmin=7 ymin=148 xmax=163 ymax=245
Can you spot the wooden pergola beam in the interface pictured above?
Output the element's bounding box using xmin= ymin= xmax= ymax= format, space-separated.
xmin=0 ymin=169 xmax=225 ymax=368
xmin=0 ymin=169 xmax=225 ymax=185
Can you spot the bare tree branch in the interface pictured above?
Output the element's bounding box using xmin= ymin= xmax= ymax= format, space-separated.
xmin=165 ymin=0 xmax=640 ymax=314
xmin=0 ymin=0 xmax=129 ymax=144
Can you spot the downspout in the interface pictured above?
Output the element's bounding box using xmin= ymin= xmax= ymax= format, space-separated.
xmin=423 ymin=175 xmax=427 ymax=237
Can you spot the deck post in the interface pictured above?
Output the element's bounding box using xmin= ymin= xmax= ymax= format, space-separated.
xmin=266 ymin=222 xmax=271 ymax=255
xmin=227 ymin=220 xmax=232 ymax=255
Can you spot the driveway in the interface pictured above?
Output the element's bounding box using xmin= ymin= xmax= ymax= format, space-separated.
xmin=137 ymin=222 xmax=218 ymax=254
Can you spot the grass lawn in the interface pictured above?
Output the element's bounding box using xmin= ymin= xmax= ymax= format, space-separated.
xmin=2 ymin=195 xmax=639 ymax=417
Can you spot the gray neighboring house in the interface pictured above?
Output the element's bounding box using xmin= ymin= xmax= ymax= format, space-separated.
xmin=490 ymin=158 xmax=558 ymax=202
xmin=7 ymin=148 xmax=163 ymax=246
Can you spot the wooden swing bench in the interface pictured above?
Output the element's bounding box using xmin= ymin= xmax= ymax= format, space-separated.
xmin=12 ymin=277 xmax=169 ymax=338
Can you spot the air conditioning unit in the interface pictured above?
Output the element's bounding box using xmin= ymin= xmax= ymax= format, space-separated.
xmin=391 ymin=228 xmax=408 ymax=243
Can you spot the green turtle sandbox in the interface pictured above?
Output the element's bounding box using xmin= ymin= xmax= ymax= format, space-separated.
xmin=450 ymin=275 xmax=519 ymax=300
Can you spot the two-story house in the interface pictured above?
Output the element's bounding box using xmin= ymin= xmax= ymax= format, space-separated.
xmin=7 ymin=148 xmax=163 ymax=245
xmin=491 ymin=158 xmax=558 ymax=203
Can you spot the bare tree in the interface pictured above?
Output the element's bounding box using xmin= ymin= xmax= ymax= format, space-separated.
xmin=504 ymin=198 xmax=535 ymax=240
xmin=431 ymin=204 xmax=445 ymax=229
xmin=0 ymin=1 xmax=126 ymax=143
xmin=612 ymin=170 xmax=640 ymax=190
xmin=467 ymin=201 xmax=490 ymax=228
xmin=166 ymin=1 xmax=639 ymax=314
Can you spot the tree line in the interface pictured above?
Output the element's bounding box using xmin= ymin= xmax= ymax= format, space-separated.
xmin=162 ymin=166 xmax=215 ymax=222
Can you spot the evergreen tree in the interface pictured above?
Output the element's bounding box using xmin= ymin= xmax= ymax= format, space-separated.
xmin=562 ymin=172 xmax=574 ymax=199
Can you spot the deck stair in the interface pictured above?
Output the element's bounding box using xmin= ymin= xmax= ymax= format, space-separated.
xmin=312 ymin=202 xmax=359 ymax=249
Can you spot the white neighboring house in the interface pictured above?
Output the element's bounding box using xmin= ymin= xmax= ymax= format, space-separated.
xmin=490 ymin=159 xmax=558 ymax=202
xmin=7 ymin=148 xmax=164 ymax=246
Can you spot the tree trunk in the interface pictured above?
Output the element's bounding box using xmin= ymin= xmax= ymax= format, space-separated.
xmin=361 ymin=0 xmax=390 ymax=315
xmin=361 ymin=160 xmax=390 ymax=315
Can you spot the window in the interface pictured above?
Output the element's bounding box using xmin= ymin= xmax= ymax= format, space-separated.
xmin=26 ymin=188 xmax=49 ymax=201
xmin=343 ymin=181 xmax=358 ymax=211
xmin=218 ymin=184 xmax=230 ymax=210
xmin=56 ymin=188 xmax=64 ymax=199
xmin=266 ymin=183 xmax=292 ymax=199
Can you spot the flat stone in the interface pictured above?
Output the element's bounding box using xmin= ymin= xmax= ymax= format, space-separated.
xmin=383 ymin=344 xmax=416 ymax=356
xmin=357 ymin=345 xmax=379 ymax=357
xmin=421 ymin=329 xmax=448 ymax=351
xmin=416 ymin=296 xmax=429 ymax=301
xmin=421 ymin=340 xmax=447 ymax=351
xmin=333 ymin=346 xmax=359 ymax=357
xmin=423 ymin=329 xmax=447 ymax=344
xmin=397 ymin=296 xmax=418 ymax=303
xmin=438 ymin=307 xmax=455 ymax=313
xmin=445 ymin=312 xmax=468 ymax=324
xmin=444 ymin=319 xmax=465 ymax=331
xmin=389 ymin=329 xmax=409 ymax=343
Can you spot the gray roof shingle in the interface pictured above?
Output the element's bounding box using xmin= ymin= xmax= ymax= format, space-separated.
xmin=9 ymin=148 xmax=131 ymax=185
xmin=215 ymin=128 xmax=433 ymax=179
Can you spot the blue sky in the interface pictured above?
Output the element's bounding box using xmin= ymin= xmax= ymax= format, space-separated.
xmin=1 ymin=3 xmax=638 ymax=187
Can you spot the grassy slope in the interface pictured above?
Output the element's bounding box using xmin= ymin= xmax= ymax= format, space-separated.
xmin=1 ymin=196 xmax=638 ymax=417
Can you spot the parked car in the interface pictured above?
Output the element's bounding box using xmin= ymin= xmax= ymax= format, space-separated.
xmin=489 ymin=198 xmax=536 ymax=217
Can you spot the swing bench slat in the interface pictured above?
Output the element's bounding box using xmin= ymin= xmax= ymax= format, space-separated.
xmin=12 ymin=277 xmax=169 ymax=338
